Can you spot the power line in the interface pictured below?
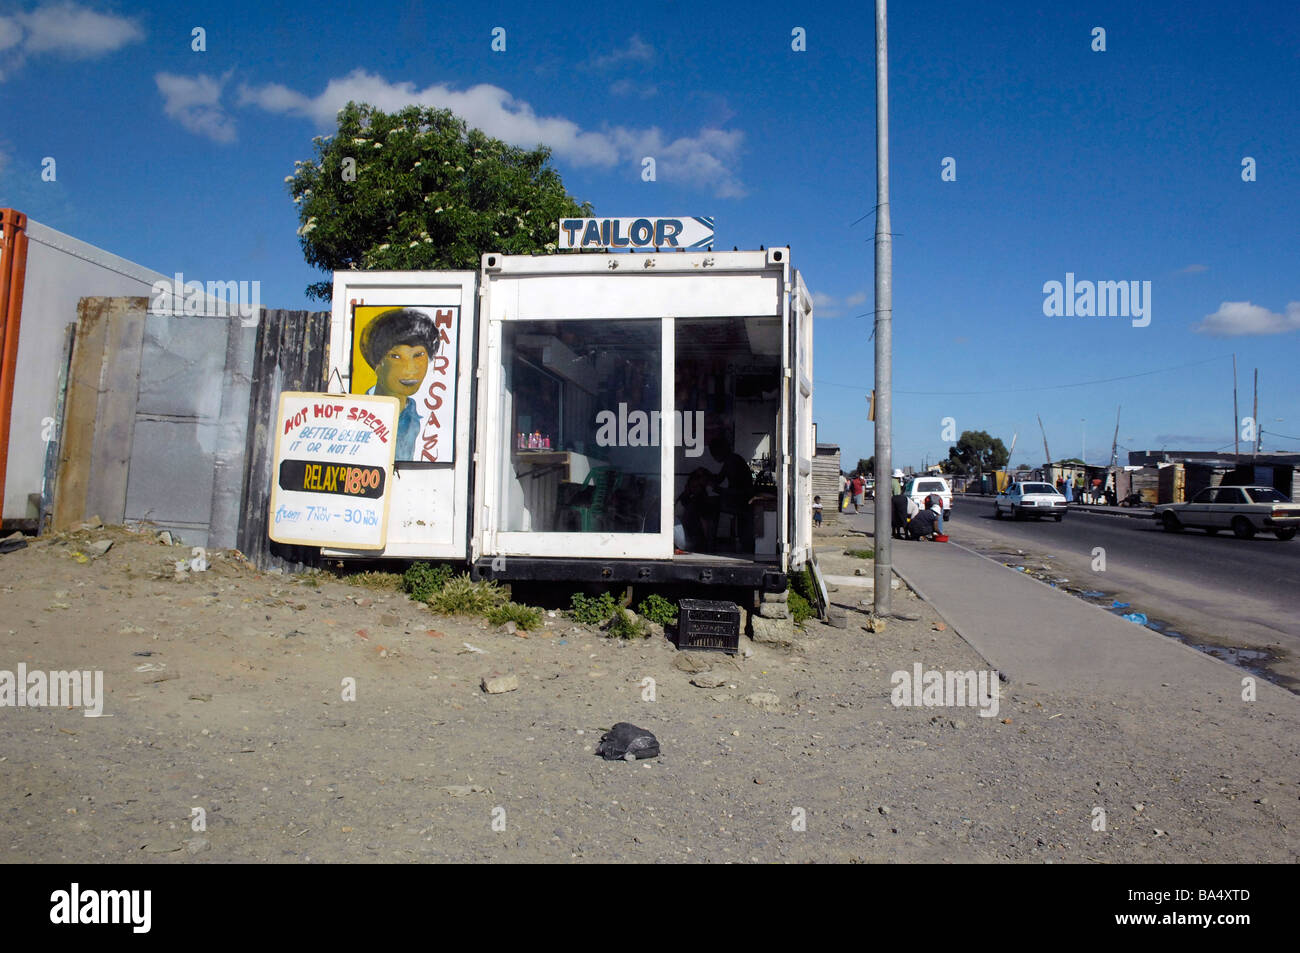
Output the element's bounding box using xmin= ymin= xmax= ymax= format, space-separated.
xmin=815 ymin=355 xmax=1227 ymax=396
xmin=1262 ymin=428 xmax=1300 ymax=442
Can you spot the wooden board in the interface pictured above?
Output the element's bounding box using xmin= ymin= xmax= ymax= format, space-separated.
xmin=51 ymin=298 xmax=110 ymax=530
xmin=84 ymin=297 xmax=146 ymax=524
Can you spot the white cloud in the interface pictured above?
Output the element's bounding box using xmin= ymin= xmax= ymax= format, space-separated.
xmin=609 ymin=78 xmax=658 ymax=99
xmin=236 ymin=70 xmax=746 ymax=197
xmin=1179 ymin=263 xmax=1208 ymax=274
xmin=18 ymin=1 xmax=142 ymax=55
xmin=587 ymin=36 xmax=655 ymax=70
xmin=811 ymin=290 xmax=869 ymax=318
xmin=812 ymin=292 xmax=842 ymax=317
xmin=0 ymin=3 xmax=142 ymax=77
xmin=0 ymin=18 xmax=23 ymax=53
xmin=1194 ymin=300 xmax=1300 ymax=336
xmin=156 ymin=71 xmax=238 ymax=143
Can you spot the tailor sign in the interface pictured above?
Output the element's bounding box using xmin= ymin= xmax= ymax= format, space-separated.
xmin=558 ymin=216 xmax=715 ymax=250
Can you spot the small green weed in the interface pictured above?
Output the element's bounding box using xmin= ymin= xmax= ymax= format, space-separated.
xmin=402 ymin=562 xmax=455 ymax=603
xmin=636 ymin=593 xmax=678 ymax=627
xmin=570 ymin=591 xmax=618 ymax=624
xmin=486 ymin=601 xmax=544 ymax=630
xmin=423 ymin=573 xmax=507 ymax=615
xmin=845 ymin=548 xmax=874 ymax=559
xmin=788 ymin=590 xmax=813 ymax=625
xmin=606 ymin=605 xmax=648 ymax=639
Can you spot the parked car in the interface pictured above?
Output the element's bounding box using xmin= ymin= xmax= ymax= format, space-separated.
xmin=1153 ymin=485 xmax=1299 ymax=540
xmin=994 ymin=481 xmax=1067 ymax=521
xmin=903 ymin=477 xmax=952 ymax=520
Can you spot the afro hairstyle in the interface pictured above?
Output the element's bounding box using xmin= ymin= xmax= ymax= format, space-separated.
xmin=358 ymin=308 xmax=441 ymax=369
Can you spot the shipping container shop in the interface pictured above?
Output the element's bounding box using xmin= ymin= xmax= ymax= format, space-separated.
xmin=322 ymin=248 xmax=814 ymax=591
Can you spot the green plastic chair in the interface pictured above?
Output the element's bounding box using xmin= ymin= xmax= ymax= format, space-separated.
xmin=564 ymin=467 xmax=619 ymax=532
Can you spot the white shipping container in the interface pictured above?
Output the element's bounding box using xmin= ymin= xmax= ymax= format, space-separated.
xmin=325 ymin=247 xmax=814 ymax=589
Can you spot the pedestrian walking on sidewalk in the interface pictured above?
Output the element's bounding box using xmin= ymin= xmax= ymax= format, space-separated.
xmin=850 ymin=474 xmax=865 ymax=513
xmin=813 ymin=495 xmax=823 ymax=527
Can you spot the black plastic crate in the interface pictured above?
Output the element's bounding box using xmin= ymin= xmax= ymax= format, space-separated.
xmin=677 ymin=598 xmax=741 ymax=654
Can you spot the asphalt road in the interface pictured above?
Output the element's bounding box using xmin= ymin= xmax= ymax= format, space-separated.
xmin=939 ymin=494 xmax=1300 ymax=687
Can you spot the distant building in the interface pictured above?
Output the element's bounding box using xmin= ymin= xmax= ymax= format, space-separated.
xmin=812 ymin=442 xmax=842 ymax=523
xmin=1128 ymin=450 xmax=1300 ymax=501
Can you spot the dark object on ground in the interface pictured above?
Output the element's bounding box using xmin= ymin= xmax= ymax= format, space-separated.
xmin=596 ymin=723 xmax=660 ymax=761
xmin=1 ymin=535 xmax=28 ymax=555
xmin=677 ymin=598 xmax=741 ymax=654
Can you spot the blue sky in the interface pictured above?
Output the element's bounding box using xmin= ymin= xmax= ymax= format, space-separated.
xmin=3 ymin=0 xmax=1298 ymax=471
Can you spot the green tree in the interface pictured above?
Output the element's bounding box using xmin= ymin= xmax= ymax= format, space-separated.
xmin=946 ymin=430 xmax=1010 ymax=475
xmin=288 ymin=102 xmax=592 ymax=299
xmin=855 ymin=457 xmax=874 ymax=477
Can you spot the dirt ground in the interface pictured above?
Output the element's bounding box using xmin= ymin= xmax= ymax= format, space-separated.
xmin=1 ymin=521 xmax=1296 ymax=863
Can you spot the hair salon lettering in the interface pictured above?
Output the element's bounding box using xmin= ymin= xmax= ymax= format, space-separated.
xmin=594 ymin=403 xmax=705 ymax=457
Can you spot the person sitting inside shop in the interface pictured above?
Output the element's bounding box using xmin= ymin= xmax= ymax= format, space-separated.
xmin=677 ymin=467 xmax=718 ymax=550
xmin=707 ymin=436 xmax=755 ymax=551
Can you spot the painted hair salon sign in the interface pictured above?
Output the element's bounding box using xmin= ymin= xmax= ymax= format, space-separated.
xmin=557 ymin=216 xmax=715 ymax=250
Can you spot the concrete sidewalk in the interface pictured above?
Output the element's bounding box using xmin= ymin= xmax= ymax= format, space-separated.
xmin=846 ymin=510 xmax=1297 ymax=708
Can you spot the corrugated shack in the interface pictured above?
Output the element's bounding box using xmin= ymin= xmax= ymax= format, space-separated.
xmin=1127 ymin=450 xmax=1300 ymax=503
xmin=811 ymin=441 xmax=841 ymax=524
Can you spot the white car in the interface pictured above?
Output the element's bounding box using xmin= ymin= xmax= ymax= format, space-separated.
xmin=1153 ymin=485 xmax=1299 ymax=540
xmin=994 ymin=481 xmax=1067 ymax=521
xmin=903 ymin=477 xmax=952 ymax=520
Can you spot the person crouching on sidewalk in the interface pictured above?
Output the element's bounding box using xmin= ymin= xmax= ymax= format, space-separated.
xmin=907 ymin=505 xmax=940 ymax=541
xmin=925 ymin=494 xmax=944 ymax=535
xmin=891 ymin=491 xmax=918 ymax=539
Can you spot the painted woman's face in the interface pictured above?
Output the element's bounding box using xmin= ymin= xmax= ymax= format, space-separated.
xmin=375 ymin=344 xmax=429 ymax=398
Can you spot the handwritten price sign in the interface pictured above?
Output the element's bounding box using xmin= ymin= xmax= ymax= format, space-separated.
xmin=269 ymin=392 xmax=400 ymax=550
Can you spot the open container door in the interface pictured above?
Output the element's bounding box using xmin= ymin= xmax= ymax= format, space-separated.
xmin=789 ymin=268 xmax=815 ymax=569
xmin=324 ymin=271 xmax=477 ymax=559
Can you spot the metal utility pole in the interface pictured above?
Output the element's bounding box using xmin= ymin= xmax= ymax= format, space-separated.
xmin=1253 ymin=369 xmax=1259 ymax=454
xmin=1109 ymin=406 xmax=1122 ymax=468
xmin=1005 ymin=431 xmax=1018 ymax=491
xmin=1081 ymin=418 xmax=1086 ymax=465
xmin=1233 ymin=354 xmax=1239 ymax=461
xmin=1037 ymin=414 xmax=1052 ymax=471
xmin=872 ymin=0 xmax=894 ymax=618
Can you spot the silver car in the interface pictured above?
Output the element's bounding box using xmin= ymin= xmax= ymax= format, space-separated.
xmin=994 ymin=482 xmax=1068 ymax=521
xmin=1154 ymin=485 xmax=1300 ymax=540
